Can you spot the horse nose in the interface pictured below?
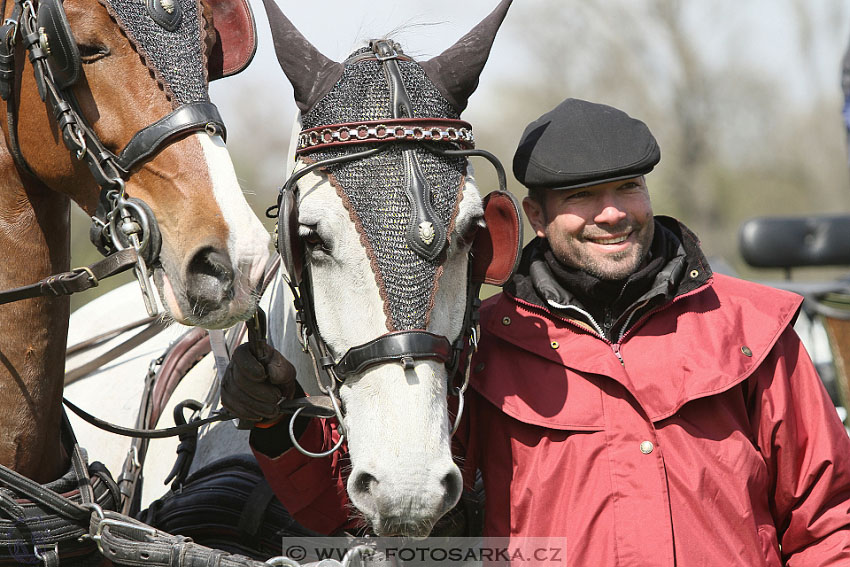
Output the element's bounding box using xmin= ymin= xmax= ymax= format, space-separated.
xmin=349 ymin=463 xmax=463 ymax=535
xmin=184 ymin=246 xmax=234 ymax=313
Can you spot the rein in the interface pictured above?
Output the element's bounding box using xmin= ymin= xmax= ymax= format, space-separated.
xmin=0 ymin=0 xmax=226 ymax=315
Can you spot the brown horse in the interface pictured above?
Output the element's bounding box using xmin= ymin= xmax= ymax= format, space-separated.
xmin=0 ymin=0 xmax=269 ymax=484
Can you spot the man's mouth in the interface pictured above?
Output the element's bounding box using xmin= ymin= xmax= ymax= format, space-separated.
xmin=588 ymin=232 xmax=631 ymax=245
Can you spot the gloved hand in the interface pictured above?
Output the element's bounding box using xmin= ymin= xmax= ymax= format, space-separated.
xmin=221 ymin=341 xmax=297 ymax=424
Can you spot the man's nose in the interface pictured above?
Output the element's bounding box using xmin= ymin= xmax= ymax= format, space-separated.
xmin=594 ymin=196 xmax=627 ymax=224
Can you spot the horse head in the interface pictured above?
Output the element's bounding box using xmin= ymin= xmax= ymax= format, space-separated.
xmin=3 ymin=0 xmax=269 ymax=329
xmin=264 ymin=0 xmax=518 ymax=536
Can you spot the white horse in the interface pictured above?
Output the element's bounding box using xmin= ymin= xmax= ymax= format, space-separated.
xmin=67 ymin=0 xmax=519 ymax=541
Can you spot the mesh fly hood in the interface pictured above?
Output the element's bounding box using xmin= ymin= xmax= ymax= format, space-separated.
xmin=302 ymin=47 xmax=466 ymax=331
xmin=99 ymin=0 xmax=209 ymax=105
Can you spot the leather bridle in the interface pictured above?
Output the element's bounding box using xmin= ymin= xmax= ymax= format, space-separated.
xmin=0 ymin=0 xmax=226 ymax=315
xmin=271 ymin=39 xmax=510 ymax=457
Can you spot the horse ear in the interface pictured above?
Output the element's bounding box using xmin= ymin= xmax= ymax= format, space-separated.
xmin=260 ymin=0 xmax=343 ymax=114
xmin=471 ymin=190 xmax=523 ymax=286
xmin=207 ymin=0 xmax=258 ymax=80
xmin=420 ymin=0 xmax=512 ymax=113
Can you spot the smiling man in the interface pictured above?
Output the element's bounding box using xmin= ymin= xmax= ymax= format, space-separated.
xmin=454 ymin=97 xmax=850 ymax=564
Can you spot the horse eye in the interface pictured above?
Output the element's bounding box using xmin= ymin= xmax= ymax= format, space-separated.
xmin=78 ymin=44 xmax=110 ymax=63
xmin=299 ymin=225 xmax=330 ymax=253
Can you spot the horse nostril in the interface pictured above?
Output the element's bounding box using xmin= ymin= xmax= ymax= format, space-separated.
xmin=185 ymin=247 xmax=234 ymax=314
xmin=352 ymin=471 xmax=378 ymax=496
xmin=441 ymin=467 xmax=463 ymax=510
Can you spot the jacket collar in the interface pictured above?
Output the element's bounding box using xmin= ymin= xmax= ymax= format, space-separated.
xmin=505 ymin=216 xmax=712 ymax=339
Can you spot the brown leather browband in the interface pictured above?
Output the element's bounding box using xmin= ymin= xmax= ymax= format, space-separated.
xmin=296 ymin=118 xmax=474 ymax=154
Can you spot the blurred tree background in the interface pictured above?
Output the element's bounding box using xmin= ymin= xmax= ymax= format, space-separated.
xmin=70 ymin=0 xmax=850 ymax=310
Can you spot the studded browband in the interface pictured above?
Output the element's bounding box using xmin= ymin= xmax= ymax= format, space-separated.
xmin=296 ymin=117 xmax=474 ymax=154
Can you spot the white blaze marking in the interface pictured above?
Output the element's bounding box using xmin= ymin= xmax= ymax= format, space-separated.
xmin=196 ymin=133 xmax=270 ymax=289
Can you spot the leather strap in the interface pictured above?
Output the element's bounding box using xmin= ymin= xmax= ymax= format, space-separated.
xmin=64 ymin=318 xmax=169 ymax=386
xmin=334 ymin=330 xmax=452 ymax=378
xmin=62 ymin=397 xmax=234 ymax=440
xmin=115 ymin=101 xmax=226 ymax=173
xmin=65 ymin=315 xmax=157 ymax=356
xmin=0 ymin=247 xmax=138 ymax=305
xmin=276 ymin=395 xmax=336 ymax=419
xmin=90 ymin=510 xmax=275 ymax=567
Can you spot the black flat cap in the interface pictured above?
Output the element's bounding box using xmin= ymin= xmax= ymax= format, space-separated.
xmin=513 ymin=98 xmax=660 ymax=190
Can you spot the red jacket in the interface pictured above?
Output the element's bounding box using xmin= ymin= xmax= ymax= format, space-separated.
xmin=255 ymin=273 xmax=850 ymax=566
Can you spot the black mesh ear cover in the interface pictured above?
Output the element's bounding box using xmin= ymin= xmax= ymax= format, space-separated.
xmin=36 ymin=0 xmax=82 ymax=90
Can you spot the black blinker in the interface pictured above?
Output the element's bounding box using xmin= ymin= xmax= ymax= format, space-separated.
xmin=36 ymin=0 xmax=81 ymax=90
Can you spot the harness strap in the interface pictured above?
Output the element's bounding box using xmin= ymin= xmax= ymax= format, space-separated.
xmin=62 ymin=397 xmax=234 ymax=440
xmin=65 ymin=315 xmax=158 ymax=357
xmin=334 ymin=330 xmax=452 ymax=378
xmin=115 ymin=101 xmax=226 ymax=174
xmin=64 ymin=317 xmax=169 ymax=386
xmin=0 ymin=430 xmax=119 ymax=566
xmin=0 ymin=466 xmax=87 ymax=522
xmin=89 ymin=510 xmax=282 ymax=567
xmin=0 ymin=247 xmax=138 ymax=305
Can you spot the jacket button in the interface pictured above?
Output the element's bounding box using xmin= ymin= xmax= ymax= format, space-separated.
xmin=741 ymin=346 xmax=752 ymax=357
xmin=474 ymin=363 xmax=485 ymax=373
xmin=640 ymin=441 xmax=654 ymax=454
xmin=501 ymin=317 xmax=511 ymax=326
xmin=550 ymin=341 xmax=559 ymax=349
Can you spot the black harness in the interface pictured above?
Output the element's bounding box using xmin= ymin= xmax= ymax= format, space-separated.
xmin=0 ymin=0 xmax=226 ymax=314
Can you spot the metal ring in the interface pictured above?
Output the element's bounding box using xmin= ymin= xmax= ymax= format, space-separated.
xmin=288 ymin=406 xmax=345 ymax=458
xmin=71 ymin=266 xmax=98 ymax=286
xmin=265 ymin=556 xmax=302 ymax=567
xmin=451 ymin=387 xmax=465 ymax=436
xmin=33 ymin=542 xmax=58 ymax=562
xmin=66 ymin=125 xmax=87 ymax=159
xmin=85 ymin=502 xmax=105 ymax=521
xmin=341 ymin=545 xmax=377 ymax=567
xmin=108 ymin=198 xmax=152 ymax=256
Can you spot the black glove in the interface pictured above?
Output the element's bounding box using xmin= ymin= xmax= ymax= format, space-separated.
xmin=221 ymin=342 xmax=297 ymax=423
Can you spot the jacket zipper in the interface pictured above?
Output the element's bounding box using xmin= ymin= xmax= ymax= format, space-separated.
xmin=511 ymin=296 xmax=626 ymax=366
xmin=611 ymin=343 xmax=624 ymax=366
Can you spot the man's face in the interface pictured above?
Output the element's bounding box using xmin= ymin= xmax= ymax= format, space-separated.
xmin=522 ymin=176 xmax=655 ymax=280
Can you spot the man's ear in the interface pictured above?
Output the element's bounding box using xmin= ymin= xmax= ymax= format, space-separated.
xmin=522 ymin=196 xmax=548 ymax=239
